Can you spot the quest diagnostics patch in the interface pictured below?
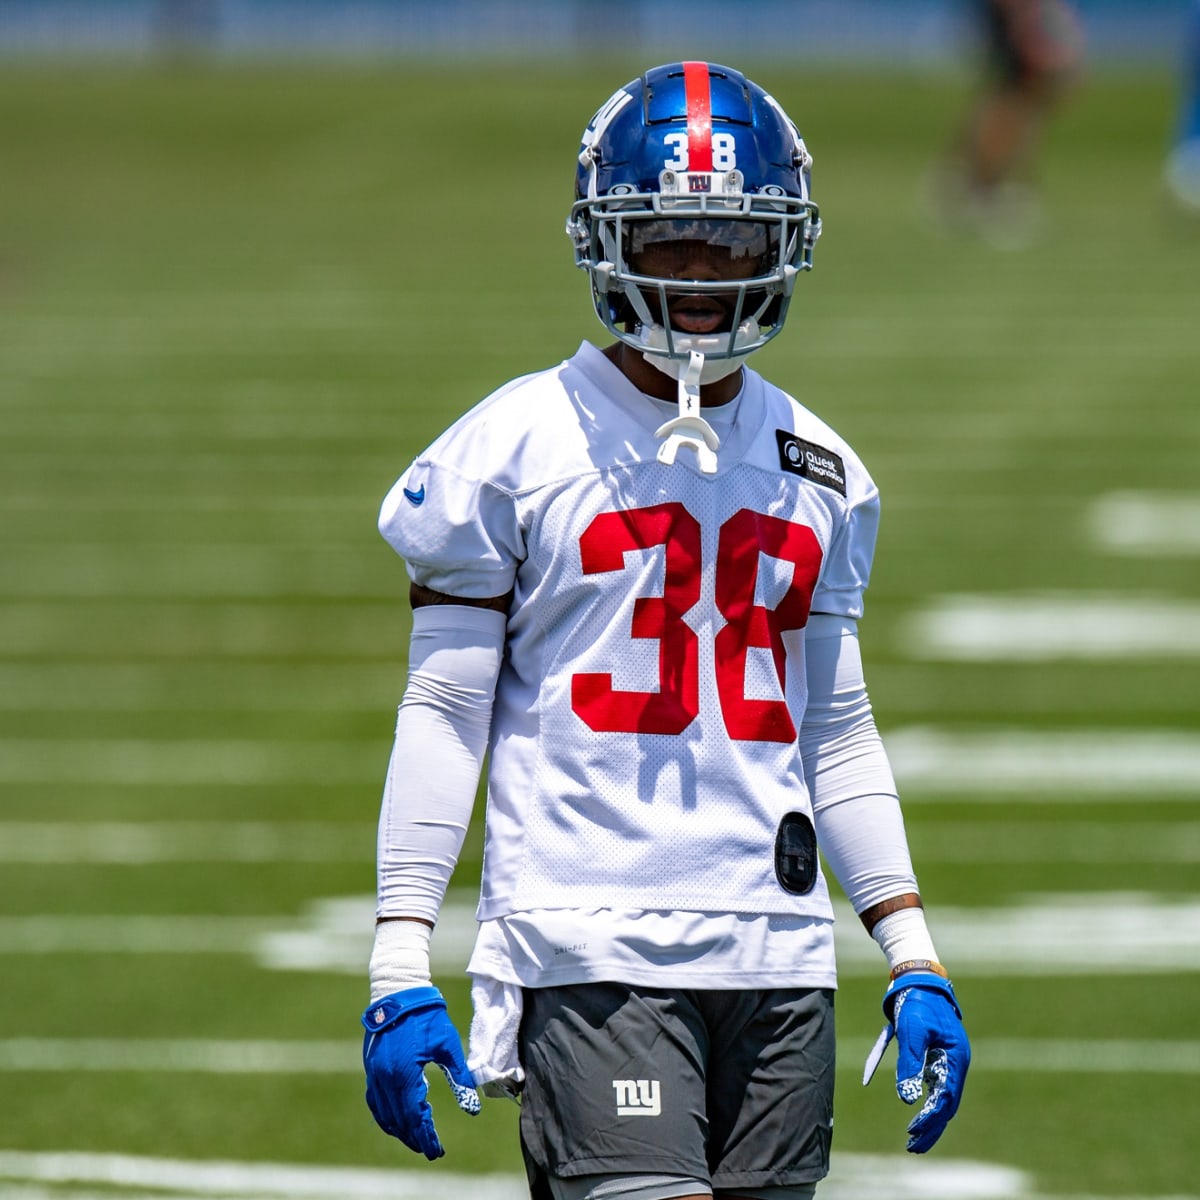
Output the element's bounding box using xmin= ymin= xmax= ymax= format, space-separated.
xmin=775 ymin=431 xmax=847 ymax=496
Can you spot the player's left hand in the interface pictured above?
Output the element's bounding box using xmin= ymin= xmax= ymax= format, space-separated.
xmin=862 ymin=970 xmax=970 ymax=1154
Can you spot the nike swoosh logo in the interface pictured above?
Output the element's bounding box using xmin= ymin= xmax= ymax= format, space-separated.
xmin=402 ymin=484 xmax=425 ymax=506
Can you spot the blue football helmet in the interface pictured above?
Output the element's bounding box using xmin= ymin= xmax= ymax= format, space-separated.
xmin=567 ymin=61 xmax=821 ymax=379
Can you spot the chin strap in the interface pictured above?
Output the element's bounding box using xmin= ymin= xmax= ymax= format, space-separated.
xmin=654 ymin=350 xmax=720 ymax=475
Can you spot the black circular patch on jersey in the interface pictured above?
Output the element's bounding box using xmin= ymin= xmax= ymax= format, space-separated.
xmin=774 ymin=811 xmax=818 ymax=895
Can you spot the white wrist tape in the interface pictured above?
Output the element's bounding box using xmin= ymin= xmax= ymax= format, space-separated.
xmin=871 ymin=906 xmax=939 ymax=976
xmin=369 ymin=918 xmax=433 ymax=1002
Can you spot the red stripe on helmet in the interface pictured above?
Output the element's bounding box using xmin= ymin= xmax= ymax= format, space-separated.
xmin=682 ymin=60 xmax=713 ymax=172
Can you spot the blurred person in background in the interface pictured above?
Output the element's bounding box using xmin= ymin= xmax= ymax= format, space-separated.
xmin=152 ymin=0 xmax=219 ymax=55
xmin=359 ymin=60 xmax=971 ymax=1200
xmin=1164 ymin=0 xmax=1200 ymax=212
xmin=929 ymin=0 xmax=1085 ymax=246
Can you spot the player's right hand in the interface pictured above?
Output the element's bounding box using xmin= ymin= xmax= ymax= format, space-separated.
xmin=361 ymin=986 xmax=481 ymax=1159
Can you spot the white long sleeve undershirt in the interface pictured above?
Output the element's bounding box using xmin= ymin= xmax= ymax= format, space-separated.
xmin=802 ymin=614 xmax=938 ymax=967
xmin=800 ymin=614 xmax=919 ymax=915
xmin=375 ymin=605 xmax=504 ymax=924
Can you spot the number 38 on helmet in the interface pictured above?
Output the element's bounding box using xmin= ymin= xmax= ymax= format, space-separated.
xmin=567 ymin=61 xmax=822 ymax=382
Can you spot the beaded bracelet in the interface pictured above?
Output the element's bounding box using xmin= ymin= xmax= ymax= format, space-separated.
xmin=889 ymin=958 xmax=949 ymax=980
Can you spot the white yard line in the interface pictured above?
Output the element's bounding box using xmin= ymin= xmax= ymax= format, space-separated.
xmin=0 ymin=822 xmax=374 ymax=864
xmin=0 ymin=739 xmax=375 ymax=786
xmin=912 ymin=820 xmax=1200 ymax=862
xmin=3 ymin=894 xmax=1199 ymax=977
xmin=901 ymin=592 xmax=1200 ymax=660
xmin=831 ymin=893 xmax=1200 ymax=974
xmin=0 ymin=543 xmax=380 ymax=599
xmin=0 ymin=663 xmax=395 ymax=713
xmin=0 ymin=727 xmax=1198 ymax=793
xmin=0 ymin=1150 xmax=525 ymax=1200
xmin=0 ymin=1039 xmax=355 ymax=1074
xmin=0 ymin=1150 xmax=1193 ymax=1200
xmin=0 ymin=914 xmax=285 ymax=955
xmin=951 ymin=1039 xmax=1200 ymax=1074
xmin=1 ymin=1036 xmax=1197 ymax=1077
xmin=2 ymin=819 xmax=1195 ymax=865
xmin=1087 ymin=491 xmax=1200 ymax=556
xmin=884 ymin=727 xmax=1200 ymax=797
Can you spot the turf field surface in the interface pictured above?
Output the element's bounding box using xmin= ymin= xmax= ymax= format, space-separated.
xmin=0 ymin=60 xmax=1197 ymax=1198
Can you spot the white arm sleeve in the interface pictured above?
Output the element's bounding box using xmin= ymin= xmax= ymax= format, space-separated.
xmin=375 ymin=604 xmax=505 ymax=924
xmin=800 ymin=613 xmax=919 ymax=916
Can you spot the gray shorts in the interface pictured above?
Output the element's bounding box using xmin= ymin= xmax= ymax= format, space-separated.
xmin=517 ymin=982 xmax=835 ymax=1198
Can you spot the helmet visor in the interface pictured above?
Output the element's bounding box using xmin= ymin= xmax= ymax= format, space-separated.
xmin=624 ymin=218 xmax=779 ymax=282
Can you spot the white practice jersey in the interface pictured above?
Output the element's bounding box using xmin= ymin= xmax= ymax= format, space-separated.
xmin=380 ymin=342 xmax=881 ymax=946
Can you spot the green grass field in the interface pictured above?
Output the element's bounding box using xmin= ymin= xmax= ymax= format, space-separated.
xmin=1 ymin=58 xmax=1198 ymax=1199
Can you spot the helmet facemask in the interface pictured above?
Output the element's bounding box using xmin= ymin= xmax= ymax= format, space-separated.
xmin=569 ymin=174 xmax=819 ymax=382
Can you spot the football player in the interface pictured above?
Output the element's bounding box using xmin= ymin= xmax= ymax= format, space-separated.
xmin=361 ymin=62 xmax=970 ymax=1200
xmin=1165 ymin=0 xmax=1200 ymax=213
xmin=930 ymin=0 xmax=1085 ymax=245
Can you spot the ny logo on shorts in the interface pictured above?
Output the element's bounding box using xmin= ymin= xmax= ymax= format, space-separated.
xmin=612 ymin=1078 xmax=661 ymax=1116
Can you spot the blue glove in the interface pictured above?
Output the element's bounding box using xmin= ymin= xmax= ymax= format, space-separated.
xmin=361 ymin=986 xmax=481 ymax=1159
xmin=862 ymin=970 xmax=970 ymax=1154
